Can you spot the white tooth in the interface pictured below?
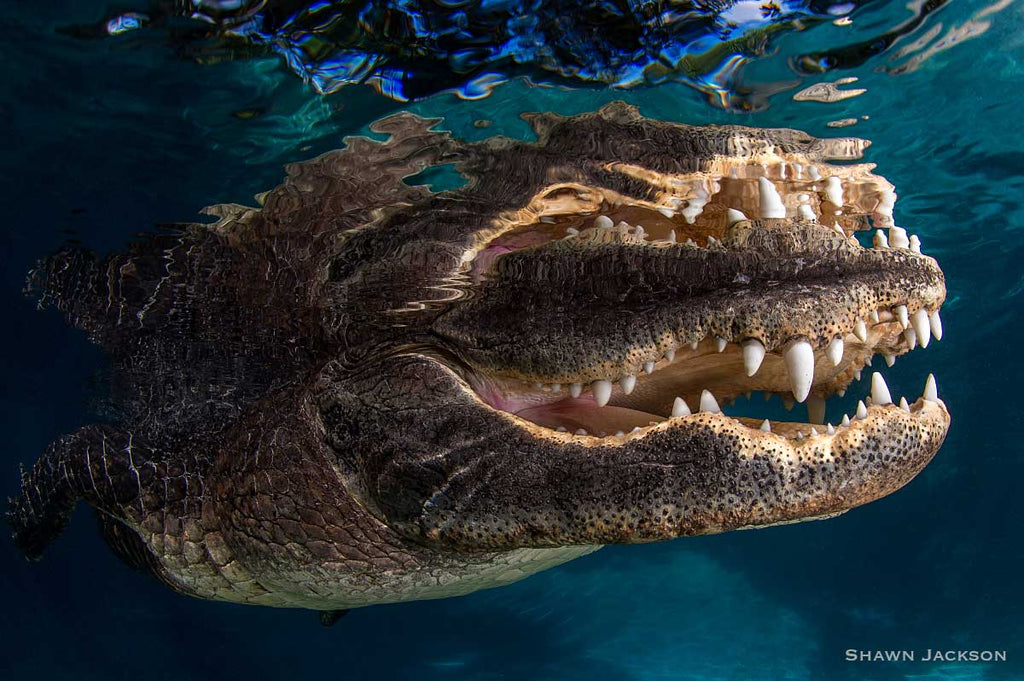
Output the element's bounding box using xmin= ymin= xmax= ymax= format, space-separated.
xmin=668 ymin=229 xmax=677 ymax=243
xmin=854 ymin=369 xmax=862 ymax=381
xmin=620 ymin=375 xmax=637 ymax=395
xmin=837 ymin=388 xmax=846 ymax=397
xmin=874 ymin=229 xmax=889 ymax=249
xmin=643 ymin=360 xmax=655 ymax=374
xmin=635 ymin=225 xmax=646 ymax=239
xmin=833 ymin=223 xmax=845 ymax=236
xmin=566 ymin=227 xmax=579 ymax=235
xmin=784 ymin=340 xmax=815 ymax=403
xmin=594 ymin=216 xmax=613 ymax=229
xmin=615 ymin=431 xmax=625 ymax=438
xmin=810 ymin=427 xmax=819 ymax=437
xmin=688 ymin=340 xmax=699 ymax=350
xmin=707 ymin=236 xmax=718 ymax=246
xmin=854 ymin=319 xmax=868 ymax=342
xmin=726 ymin=208 xmax=748 ymax=226
xmin=807 ymin=395 xmax=826 ymax=424
xmin=909 ymin=235 xmax=921 ymax=253
xmin=631 ymin=427 xmax=641 ymax=433
xmin=672 ymin=397 xmax=691 ymax=417
xmin=716 ymin=337 xmax=727 ymax=352
xmin=911 ymin=309 xmax=931 ymax=348
xmin=557 ymin=426 xmax=567 ymax=432
xmin=758 ymin=177 xmax=786 ymax=219
xmin=808 ymin=166 xmax=822 ymax=180
xmin=904 ymin=327 xmax=917 ymax=351
xmin=798 ymin=204 xmax=817 ymax=222
xmin=899 ymin=397 xmax=910 ymax=412
xmin=889 ymin=226 xmax=910 ymax=249
xmin=742 ymin=340 xmax=766 ymax=376
xmin=924 ymin=374 xmax=938 ymax=401
xmin=592 ymin=380 xmax=613 ymax=407
xmin=575 ymin=429 xmax=588 ymax=435
xmin=570 ymin=383 xmax=583 ymax=398
xmin=657 ymin=207 xmax=675 ymax=218
xmin=870 ymin=310 xmax=880 ymax=323
xmin=871 ymin=373 xmax=893 ymax=405
xmin=895 ymin=305 xmax=909 ymax=329
xmin=699 ymin=389 xmax=722 ymax=413
xmin=856 ymin=400 xmax=868 ymax=419
xmin=685 ymin=238 xmax=695 ymax=246
xmin=551 ymin=384 xmax=561 ymax=392
xmin=534 ymin=382 xmax=543 ymax=389
xmin=824 ymin=176 xmax=844 ymax=207
xmin=929 ymin=310 xmax=943 ymax=341
xmin=827 ymin=423 xmax=836 ymax=435
xmin=826 ymin=337 xmax=844 ymax=366
xmin=841 ymin=414 xmax=851 ymax=426
xmin=760 ymin=419 xmax=771 ymax=432
xmin=665 ymin=348 xmax=676 ymax=362
xmin=796 ymin=432 xmax=804 ymax=440
xmin=884 ymin=354 xmax=896 ymax=367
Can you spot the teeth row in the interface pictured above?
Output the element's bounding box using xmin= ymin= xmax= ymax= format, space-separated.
xmin=535 ymin=306 xmax=943 ymax=405
xmin=562 ymin=374 xmax=940 ymax=440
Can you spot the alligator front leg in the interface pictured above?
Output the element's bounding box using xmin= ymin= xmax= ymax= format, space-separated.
xmin=322 ymin=355 xmax=948 ymax=551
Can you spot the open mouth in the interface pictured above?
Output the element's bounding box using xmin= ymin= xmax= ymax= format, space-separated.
xmin=437 ymin=144 xmax=947 ymax=448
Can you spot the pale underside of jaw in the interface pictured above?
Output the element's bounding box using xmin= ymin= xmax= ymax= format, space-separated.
xmin=463 ymin=151 xmax=946 ymax=444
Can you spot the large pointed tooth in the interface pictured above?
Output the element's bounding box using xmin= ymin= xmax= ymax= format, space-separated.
xmin=870 ymin=310 xmax=880 ymax=323
xmin=895 ymin=305 xmax=909 ymax=329
xmin=699 ymin=389 xmax=722 ymax=413
xmin=909 ymin=234 xmax=922 ymax=253
xmin=668 ymin=229 xmax=677 ymax=243
xmin=826 ymin=423 xmax=836 ymax=435
xmin=798 ymin=204 xmax=817 ymax=221
xmin=592 ymin=380 xmax=613 ymax=407
xmin=904 ymin=327 xmax=917 ymax=351
xmin=742 ymin=340 xmax=766 ymax=376
xmin=727 ymin=208 xmax=748 ymax=226
xmin=841 ymin=414 xmax=851 ymax=426
xmin=856 ymin=400 xmax=868 ymax=419
xmin=784 ymin=340 xmax=815 ymax=403
xmin=665 ymin=348 xmax=676 ymax=362
xmin=870 ymin=373 xmax=893 ymax=405
xmin=807 ymin=395 xmax=826 ymax=424
xmin=911 ymin=309 xmax=931 ymax=348
xmin=929 ymin=310 xmax=943 ymax=341
xmin=810 ymin=427 xmax=819 ymax=437
xmin=884 ymin=354 xmax=896 ymax=367
xmin=760 ymin=419 xmax=771 ymax=432
xmin=715 ymin=337 xmax=727 ymax=352
xmin=899 ymin=397 xmax=910 ymax=412
xmin=826 ymin=337 xmax=844 ymax=366
xmin=854 ymin=319 xmax=868 ymax=342
xmin=643 ymin=360 xmax=655 ymax=374
xmin=854 ymin=368 xmax=862 ymax=381
xmin=672 ymin=396 xmax=691 ymax=417
xmin=889 ymin=226 xmax=910 ymax=249
xmin=924 ymin=374 xmax=938 ymax=402
xmin=757 ymin=177 xmax=786 ymax=219
xmin=874 ymin=229 xmax=889 ymax=249
xmin=570 ymin=383 xmax=583 ymax=398
xmin=594 ymin=215 xmax=613 ymax=229
xmin=620 ymin=375 xmax=637 ymax=395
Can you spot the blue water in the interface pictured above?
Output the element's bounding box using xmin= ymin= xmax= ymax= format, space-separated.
xmin=1 ymin=1 xmax=1022 ymax=679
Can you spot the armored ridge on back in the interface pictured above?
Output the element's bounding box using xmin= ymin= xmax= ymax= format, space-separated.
xmin=7 ymin=103 xmax=948 ymax=614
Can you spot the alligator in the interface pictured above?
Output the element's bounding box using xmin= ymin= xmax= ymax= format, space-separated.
xmin=7 ymin=103 xmax=949 ymax=617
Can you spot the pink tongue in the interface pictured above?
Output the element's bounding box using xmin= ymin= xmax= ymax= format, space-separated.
xmin=518 ymin=400 xmax=658 ymax=434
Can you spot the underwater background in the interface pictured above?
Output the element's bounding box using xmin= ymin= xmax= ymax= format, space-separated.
xmin=1 ymin=1 xmax=1021 ymax=679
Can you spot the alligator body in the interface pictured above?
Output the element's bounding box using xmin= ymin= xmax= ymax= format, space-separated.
xmin=8 ymin=103 xmax=949 ymax=612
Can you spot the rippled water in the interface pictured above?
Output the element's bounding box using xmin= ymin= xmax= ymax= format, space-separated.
xmin=1 ymin=1 xmax=1022 ymax=680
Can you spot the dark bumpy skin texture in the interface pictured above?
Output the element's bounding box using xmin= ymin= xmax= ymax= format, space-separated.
xmin=8 ymin=103 xmax=949 ymax=612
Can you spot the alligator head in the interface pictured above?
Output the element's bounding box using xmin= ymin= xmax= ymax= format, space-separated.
xmin=9 ymin=103 xmax=948 ymax=610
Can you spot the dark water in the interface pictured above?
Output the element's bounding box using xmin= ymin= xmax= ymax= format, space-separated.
xmin=2 ymin=1 xmax=1022 ymax=679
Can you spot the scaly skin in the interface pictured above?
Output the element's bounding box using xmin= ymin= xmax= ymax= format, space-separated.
xmin=7 ymin=103 xmax=949 ymax=613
